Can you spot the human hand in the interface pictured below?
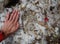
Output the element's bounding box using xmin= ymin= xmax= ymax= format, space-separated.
xmin=1 ymin=10 xmax=20 ymax=36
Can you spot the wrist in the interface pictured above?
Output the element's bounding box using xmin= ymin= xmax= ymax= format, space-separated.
xmin=0 ymin=29 xmax=8 ymax=37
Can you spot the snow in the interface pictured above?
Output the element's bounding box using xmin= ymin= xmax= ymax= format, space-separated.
xmin=0 ymin=0 xmax=60 ymax=44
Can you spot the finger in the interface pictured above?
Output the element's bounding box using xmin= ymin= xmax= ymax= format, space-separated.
xmin=8 ymin=23 xmax=14 ymax=32
xmin=16 ymin=22 xmax=20 ymax=29
xmin=11 ymin=10 xmax=18 ymax=23
xmin=14 ymin=12 xmax=19 ymax=24
xmin=9 ymin=10 xmax=16 ymax=21
xmin=5 ymin=12 xmax=10 ymax=21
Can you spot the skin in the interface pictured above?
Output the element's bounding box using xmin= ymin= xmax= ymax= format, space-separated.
xmin=1 ymin=10 xmax=20 ymax=37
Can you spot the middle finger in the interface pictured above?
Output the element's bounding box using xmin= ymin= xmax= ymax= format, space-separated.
xmin=11 ymin=10 xmax=18 ymax=23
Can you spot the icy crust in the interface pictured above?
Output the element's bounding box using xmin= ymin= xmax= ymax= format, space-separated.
xmin=0 ymin=0 xmax=60 ymax=44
